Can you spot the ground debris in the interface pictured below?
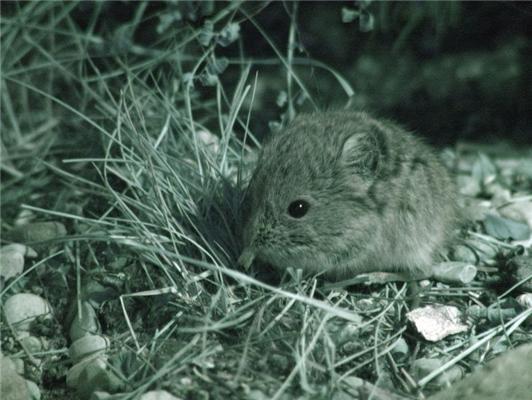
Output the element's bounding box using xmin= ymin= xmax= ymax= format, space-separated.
xmin=406 ymin=305 xmax=469 ymax=342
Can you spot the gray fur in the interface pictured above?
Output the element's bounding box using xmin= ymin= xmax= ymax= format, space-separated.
xmin=239 ymin=111 xmax=458 ymax=279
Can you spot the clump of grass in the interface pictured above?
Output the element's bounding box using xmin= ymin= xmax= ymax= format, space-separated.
xmin=1 ymin=2 xmax=531 ymax=400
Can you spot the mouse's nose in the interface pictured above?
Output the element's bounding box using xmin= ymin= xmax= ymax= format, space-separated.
xmin=238 ymin=247 xmax=256 ymax=270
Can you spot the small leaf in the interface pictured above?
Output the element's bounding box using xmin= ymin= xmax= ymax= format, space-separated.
xmin=207 ymin=57 xmax=228 ymax=75
xmin=342 ymin=7 xmax=359 ymax=23
xmin=156 ymin=11 xmax=182 ymax=34
xmin=198 ymin=20 xmax=214 ymax=47
xmin=199 ymin=71 xmax=218 ymax=87
xmin=217 ymin=22 xmax=240 ymax=47
xmin=182 ymin=73 xmax=195 ymax=89
xmin=484 ymin=214 xmax=530 ymax=240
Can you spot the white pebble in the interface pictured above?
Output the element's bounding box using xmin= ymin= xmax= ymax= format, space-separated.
xmin=66 ymin=354 xmax=107 ymax=389
xmin=0 ymin=248 xmax=24 ymax=281
xmin=140 ymin=390 xmax=181 ymax=400
xmin=69 ymin=334 xmax=110 ymax=364
xmin=20 ymin=336 xmax=43 ymax=354
xmin=516 ymin=293 xmax=532 ymax=309
xmin=406 ymin=304 xmax=469 ymax=342
xmin=66 ymin=354 xmax=122 ymax=397
xmin=69 ymin=302 xmax=101 ymax=341
xmin=3 ymin=293 xmax=51 ymax=335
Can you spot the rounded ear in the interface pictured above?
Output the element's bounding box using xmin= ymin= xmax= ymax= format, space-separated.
xmin=340 ymin=133 xmax=381 ymax=176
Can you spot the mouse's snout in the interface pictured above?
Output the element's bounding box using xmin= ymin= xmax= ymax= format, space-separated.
xmin=239 ymin=207 xmax=278 ymax=270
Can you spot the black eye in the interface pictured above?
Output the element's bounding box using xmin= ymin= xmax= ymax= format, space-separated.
xmin=287 ymin=200 xmax=310 ymax=218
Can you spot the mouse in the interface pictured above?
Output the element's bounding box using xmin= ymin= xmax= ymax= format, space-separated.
xmin=238 ymin=110 xmax=458 ymax=280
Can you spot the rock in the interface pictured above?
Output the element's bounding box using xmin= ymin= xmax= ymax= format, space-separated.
xmin=406 ymin=305 xmax=469 ymax=342
xmin=66 ymin=355 xmax=106 ymax=388
xmin=431 ymin=262 xmax=477 ymax=284
xmin=20 ymin=336 xmax=43 ymax=355
xmin=457 ymin=175 xmax=481 ymax=197
xmin=7 ymin=222 xmax=67 ymax=243
xmin=461 ymin=198 xmax=491 ymax=221
xmin=390 ymin=338 xmax=409 ymax=362
xmin=82 ymin=279 xmax=118 ymax=307
xmin=140 ymin=390 xmax=181 ymax=400
xmin=67 ymin=355 xmax=123 ymax=399
xmin=69 ymin=335 xmax=110 ymax=364
xmin=12 ymin=358 xmax=24 ymax=375
xmin=332 ymin=376 xmax=410 ymax=400
xmin=14 ymin=209 xmax=35 ymax=227
xmin=70 ymin=301 xmax=101 ymax=341
xmin=412 ymin=358 xmax=464 ymax=388
xmin=0 ymin=245 xmax=25 ymax=280
xmin=0 ymin=354 xmax=30 ymax=400
xmin=465 ymin=238 xmax=498 ymax=262
xmin=483 ymin=214 xmax=530 ymax=241
xmin=449 ymin=244 xmax=478 ymax=264
xmin=3 ymin=293 xmax=52 ymax=335
xmin=516 ymin=293 xmax=532 ymax=309
xmin=0 ymin=243 xmax=38 ymax=258
xmin=0 ymin=244 xmax=37 ymax=280
xmin=247 ymin=389 xmax=270 ymax=400
xmin=25 ymin=379 xmax=41 ymax=400
xmin=90 ymin=392 xmax=129 ymax=400
xmin=499 ymin=200 xmax=532 ymax=228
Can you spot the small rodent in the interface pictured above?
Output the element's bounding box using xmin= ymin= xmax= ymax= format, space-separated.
xmin=239 ymin=111 xmax=458 ymax=279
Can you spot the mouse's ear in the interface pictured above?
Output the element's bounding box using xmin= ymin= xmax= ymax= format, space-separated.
xmin=340 ymin=132 xmax=383 ymax=177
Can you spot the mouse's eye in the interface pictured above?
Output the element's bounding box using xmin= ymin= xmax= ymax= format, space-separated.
xmin=287 ymin=200 xmax=310 ymax=218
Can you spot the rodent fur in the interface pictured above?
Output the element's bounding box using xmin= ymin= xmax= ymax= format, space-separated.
xmin=239 ymin=110 xmax=458 ymax=279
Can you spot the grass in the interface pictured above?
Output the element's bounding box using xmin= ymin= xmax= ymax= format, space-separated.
xmin=1 ymin=2 xmax=531 ymax=400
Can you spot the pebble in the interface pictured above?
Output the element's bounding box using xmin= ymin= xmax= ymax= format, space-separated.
xmin=0 ymin=244 xmax=37 ymax=281
xmin=20 ymin=336 xmax=43 ymax=355
xmin=139 ymin=390 xmax=181 ymax=400
xmin=0 ymin=354 xmax=30 ymax=400
xmin=432 ymin=262 xmax=477 ymax=284
xmin=67 ymin=354 xmax=122 ymax=399
xmin=82 ymin=279 xmax=118 ymax=308
xmin=70 ymin=301 xmax=101 ymax=341
xmin=390 ymin=337 xmax=409 ymax=362
xmin=465 ymin=238 xmax=498 ymax=262
xmin=516 ymin=293 xmax=532 ymax=309
xmin=8 ymin=222 xmax=66 ymax=243
xmin=66 ymin=355 xmax=106 ymax=388
xmin=3 ymin=293 xmax=52 ymax=335
xmin=449 ymin=244 xmax=478 ymax=264
xmin=0 ymin=248 xmax=24 ymax=281
xmin=25 ymin=380 xmax=41 ymax=400
xmin=412 ymin=358 xmax=464 ymax=388
xmin=500 ymin=200 xmax=532 ymax=228
xmin=69 ymin=335 xmax=110 ymax=364
xmin=406 ymin=305 xmax=469 ymax=342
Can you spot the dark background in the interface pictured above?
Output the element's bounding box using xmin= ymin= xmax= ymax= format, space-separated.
xmin=236 ymin=1 xmax=532 ymax=146
xmin=3 ymin=1 xmax=531 ymax=146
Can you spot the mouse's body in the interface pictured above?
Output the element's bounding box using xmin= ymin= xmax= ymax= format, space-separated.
xmin=239 ymin=111 xmax=458 ymax=279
